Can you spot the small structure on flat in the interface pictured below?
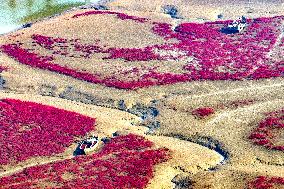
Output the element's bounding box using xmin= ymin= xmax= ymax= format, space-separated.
xmin=221 ymin=16 xmax=247 ymax=34
xmin=73 ymin=136 xmax=99 ymax=156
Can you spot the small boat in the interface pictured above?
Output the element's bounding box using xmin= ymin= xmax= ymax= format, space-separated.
xmin=73 ymin=136 xmax=99 ymax=156
xmin=80 ymin=136 xmax=99 ymax=154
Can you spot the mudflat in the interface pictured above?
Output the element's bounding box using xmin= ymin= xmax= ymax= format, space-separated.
xmin=0 ymin=0 xmax=283 ymax=188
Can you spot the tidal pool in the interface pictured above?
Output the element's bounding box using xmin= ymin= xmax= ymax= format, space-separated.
xmin=0 ymin=0 xmax=100 ymax=34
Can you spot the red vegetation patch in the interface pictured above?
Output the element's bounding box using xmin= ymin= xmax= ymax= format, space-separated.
xmin=192 ymin=107 xmax=215 ymax=118
xmin=249 ymin=108 xmax=284 ymax=151
xmin=0 ymin=43 xmax=116 ymax=87
xmin=31 ymin=34 xmax=104 ymax=58
xmin=0 ymin=65 xmax=8 ymax=72
xmin=1 ymin=12 xmax=283 ymax=89
xmin=72 ymin=10 xmax=148 ymax=23
xmin=31 ymin=34 xmax=57 ymax=49
xmin=0 ymin=134 xmax=170 ymax=189
xmin=0 ymin=44 xmax=55 ymax=69
xmin=249 ymin=176 xmax=284 ymax=189
xmin=153 ymin=16 xmax=284 ymax=80
xmin=0 ymin=99 xmax=96 ymax=165
xmin=105 ymin=47 xmax=160 ymax=61
xmin=0 ymin=43 xmax=162 ymax=89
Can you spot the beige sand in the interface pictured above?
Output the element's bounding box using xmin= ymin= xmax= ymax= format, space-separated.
xmin=107 ymin=0 xmax=284 ymax=21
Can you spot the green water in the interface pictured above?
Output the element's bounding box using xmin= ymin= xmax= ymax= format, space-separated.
xmin=0 ymin=0 xmax=96 ymax=34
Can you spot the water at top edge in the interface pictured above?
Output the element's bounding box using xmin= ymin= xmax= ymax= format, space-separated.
xmin=0 ymin=0 xmax=100 ymax=34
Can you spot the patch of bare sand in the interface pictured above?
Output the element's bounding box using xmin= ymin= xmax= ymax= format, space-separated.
xmin=145 ymin=136 xmax=224 ymax=189
xmin=183 ymin=165 xmax=284 ymax=189
xmin=107 ymin=0 xmax=284 ymax=21
xmin=0 ymin=8 xmax=168 ymax=48
xmin=156 ymin=79 xmax=284 ymax=164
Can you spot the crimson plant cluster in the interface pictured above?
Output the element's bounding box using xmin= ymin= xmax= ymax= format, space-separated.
xmin=249 ymin=176 xmax=284 ymax=189
xmin=0 ymin=11 xmax=283 ymax=89
xmin=72 ymin=10 xmax=148 ymax=23
xmin=0 ymin=134 xmax=170 ymax=189
xmin=191 ymin=107 xmax=215 ymax=118
xmin=0 ymin=98 xmax=96 ymax=165
xmin=0 ymin=65 xmax=8 ymax=72
xmin=249 ymin=108 xmax=284 ymax=151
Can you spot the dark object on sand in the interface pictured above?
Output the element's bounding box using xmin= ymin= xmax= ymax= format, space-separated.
xmin=0 ymin=76 xmax=5 ymax=89
xmin=221 ymin=16 xmax=247 ymax=34
xmin=171 ymin=174 xmax=193 ymax=188
xmin=101 ymin=137 xmax=111 ymax=143
xmin=112 ymin=131 xmax=120 ymax=137
xmin=118 ymin=99 xmax=127 ymax=111
xmin=80 ymin=4 xmax=108 ymax=10
xmin=247 ymin=8 xmax=254 ymax=14
xmin=22 ymin=23 xmax=32 ymax=28
xmin=128 ymin=104 xmax=159 ymax=120
xmin=217 ymin=14 xmax=223 ymax=19
xmin=73 ymin=146 xmax=85 ymax=156
xmin=162 ymin=5 xmax=181 ymax=19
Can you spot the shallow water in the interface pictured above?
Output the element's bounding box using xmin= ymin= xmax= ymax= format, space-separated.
xmin=0 ymin=0 xmax=99 ymax=34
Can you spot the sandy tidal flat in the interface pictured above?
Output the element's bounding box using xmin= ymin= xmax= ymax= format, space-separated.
xmin=0 ymin=0 xmax=283 ymax=188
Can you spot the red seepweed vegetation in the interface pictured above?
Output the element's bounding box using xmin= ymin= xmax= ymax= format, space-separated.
xmin=249 ymin=176 xmax=284 ymax=189
xmin=249 ymin=108 xmax=284 ymax=151
xmin=192 ymin=107 xmax=215 ymax=118
xmin=0 ymin=134 xmax=170 ymax=189
xmin=0 ymin=65 xmax=8 ymax=72
xmin=0 ymin=98 xmax=96 ymax=165
xmin=72 ymin=10 xmax=148 ymax=23
xmin=1 ymin=11 xmax=283 ymax=89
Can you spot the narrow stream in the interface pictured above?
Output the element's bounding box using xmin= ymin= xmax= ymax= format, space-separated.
xmin=0 ymin=0 xmax=100 ymax=34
